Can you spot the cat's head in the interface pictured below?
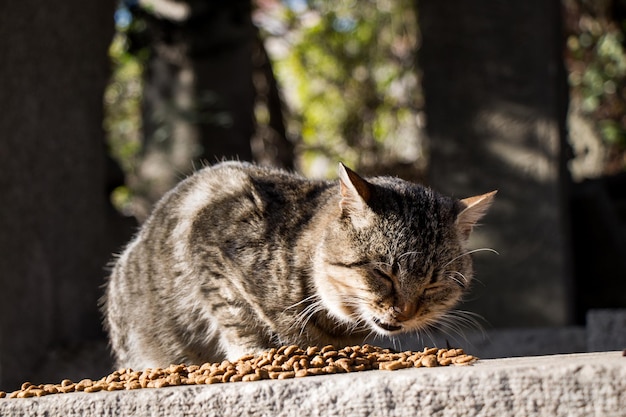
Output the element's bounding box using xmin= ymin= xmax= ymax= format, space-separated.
xmin=313 ymin=163 xmax=496 ymax=337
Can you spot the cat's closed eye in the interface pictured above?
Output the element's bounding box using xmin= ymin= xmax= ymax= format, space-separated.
xmin=372 ymin=267 xmax=394 ymax=289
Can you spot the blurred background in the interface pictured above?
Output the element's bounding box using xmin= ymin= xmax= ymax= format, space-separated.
xmin=1 ymin=0 xmax=625 ymax=391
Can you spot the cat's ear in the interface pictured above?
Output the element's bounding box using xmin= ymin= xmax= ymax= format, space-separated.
xmin=338 ymin=163 xmax=372 ymax=213
xmin=456 ymin=190 xmax=497 ymax=239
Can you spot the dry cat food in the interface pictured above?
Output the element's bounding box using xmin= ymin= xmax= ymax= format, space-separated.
xmin=0 ymin=345 xmax=477 ymax=399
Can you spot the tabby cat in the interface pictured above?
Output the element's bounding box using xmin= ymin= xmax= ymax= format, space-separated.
xmin=103 ymin=161 xmax=495 ymax=369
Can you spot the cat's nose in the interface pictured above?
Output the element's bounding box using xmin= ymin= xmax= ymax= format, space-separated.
xmin=393 ymin=303 xmax=417 ymax=322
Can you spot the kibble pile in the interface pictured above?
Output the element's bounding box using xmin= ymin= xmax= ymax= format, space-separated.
xmin=0 ymin=344 xmax=477 ymax=399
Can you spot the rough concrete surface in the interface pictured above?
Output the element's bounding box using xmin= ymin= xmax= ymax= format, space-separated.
xmin=1 ymin=351 xmax=624 ymax=417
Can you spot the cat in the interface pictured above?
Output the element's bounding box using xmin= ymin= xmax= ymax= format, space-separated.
xmin=103 ymin=161 xmax=495 ymax=370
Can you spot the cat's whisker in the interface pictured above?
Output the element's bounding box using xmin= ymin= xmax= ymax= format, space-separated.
xmin=419 ymin=325 xmax=438 ymax=348
xmin=430 ymin=324 xmax=465 ymax=347
xmin=445 ymin=271 xmax=468 ymax=287
xmin=430 ymin=309 xmax=486 ymax=347
xmin=445 ymin=310 xmax=487 ymax=336
xmin=393 ymin=335 xmax=404 ymax=352
xmin=290 ymin=298 xmax=327 ymax=336
xmin=368 ymin=330 xmax=380 ymax=343
xmin=442 ymin=248 xmax=499 ymax=269
xmin=283 ymin=294 xmax=321 ymax=313
xmin=433 ymin=317 xmax=468 ymax=340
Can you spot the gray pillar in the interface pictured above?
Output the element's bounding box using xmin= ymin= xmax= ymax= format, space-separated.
xmin=419 ymin=0 xmax=572 ymax=326
xmin=0 ymin=1 xmax=115 ymax=389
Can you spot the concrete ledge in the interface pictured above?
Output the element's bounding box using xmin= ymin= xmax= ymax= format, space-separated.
xmin=1 ymin=351 xmax=624 ymax=417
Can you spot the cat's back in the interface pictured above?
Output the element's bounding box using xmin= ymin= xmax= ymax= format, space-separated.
xmin=143 ymin=161 xmax=314 ymax=226
xmin=119 ymin=161 xmax=333 ymax=269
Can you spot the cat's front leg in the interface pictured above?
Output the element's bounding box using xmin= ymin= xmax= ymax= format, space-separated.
xmin=217 ymin=329 xmax=276 ymax=361
xmin=210 ymin=306 xmax=278 ymax=361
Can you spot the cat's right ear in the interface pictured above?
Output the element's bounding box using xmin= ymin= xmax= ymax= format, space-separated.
xmin=456 ymin=190 xmax=497 ymax=240
xmin=338 ymin=163 xmax=372 ymax=214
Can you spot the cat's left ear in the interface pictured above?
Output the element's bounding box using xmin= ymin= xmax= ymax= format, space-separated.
xmin=456 ymin=190 xmax=497 ymax=239
xmin=338 ymin=163 xmax=372 ymax=214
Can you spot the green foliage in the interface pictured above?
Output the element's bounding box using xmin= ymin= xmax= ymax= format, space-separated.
xmin=104 ymin=10 xmax=146 ymax=213
xmin=106 ymin=0 xmax=425 ymax=191
xmin=565 ymin=2 xmax=626 ymax=157
xmin=257 ymin=0 xmax=424 ymax=177
xmin=104 ymin=32 xmax=143 ymax=172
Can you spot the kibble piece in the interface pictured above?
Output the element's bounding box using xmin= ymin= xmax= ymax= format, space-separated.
xmin=284 ymin=345 xmax=300 ymax=356
xmin=334 ymin=358 xmax=352 ymax=372
xmin=423 ymin=347 xmax=439 ymax=356
xmin=221 ymin=370 xmax=237 ymax=383
xmin=440 ymin=357 xmax=453 ymax=366
xmin=193 ymin=375 xmax=208 ymax=385
xmin=268 ymin=371 xmax=282 ymax=380
xmin=58 ymin=384 xmax=76 ymax=393
xmin=154 ymin=379 xmax=169 ymax=388
xmin=306 ymin=346 xmax=320 ymax=356
xmin=238 ymin=354 xmax=255 ymax=362
xmin=379 ymin=360 xmax=412 ymax=371
xmin=272 ymin=355 xmax=286 ymax=366
xmin=255 ymin=357 xmax=271 ymax=367
xmin=26 ymin=388 xmax=46 ymax=398
xmin=235 ymin=362 xmax=254 ymax=375
xmin=321 ymin=365 xmax=339 ymax=374
xmin=207 ymin=376 xmax=223 ymax=384
xmin=74 ymin=379 xmax=94 ymax=391
xmin=229 ymin=374 xmax=243 ymax=383
xmin=209 ymin=368 xmax=225 ymax=377
xmin=306 ymin=367 xmax=326 ymax=376
xmin=283 ymin=356 xmax=299 ymax=369
xmin=408 ymin=353 xmax=422 ymax=363
xmin=322 ymin=350 xmax=338 ymax=360
xmin=421 ymin=354 xmax=438 ymax=368
xmin=451 ymin=348 xmax=465 ymax=356
xmin=43 ymin=384 xmax=59 ymax=395
xmin=310 ymin=355 xmax=325 ymax=367
xmin=352 ymin=364 xmax=368 ymax=372
xmin=242 ymin=374 xmax=261 ymax=382
xmin=320 ymin=345 xmax=336 ymax=354
xmin=255 ymin=368 xmax=269 ymax=379
xmin=107 ymin=382 xmax=125 ymax=391
xmin=84 ymin=385 xmax=104 ymax=393
xmin=453 ymin=355 xmax=476 ymax=365
xmin=168 ymin=364 xmax=185 ymax=374
xmin=277 ymin=371 xmax=295 ymax=380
